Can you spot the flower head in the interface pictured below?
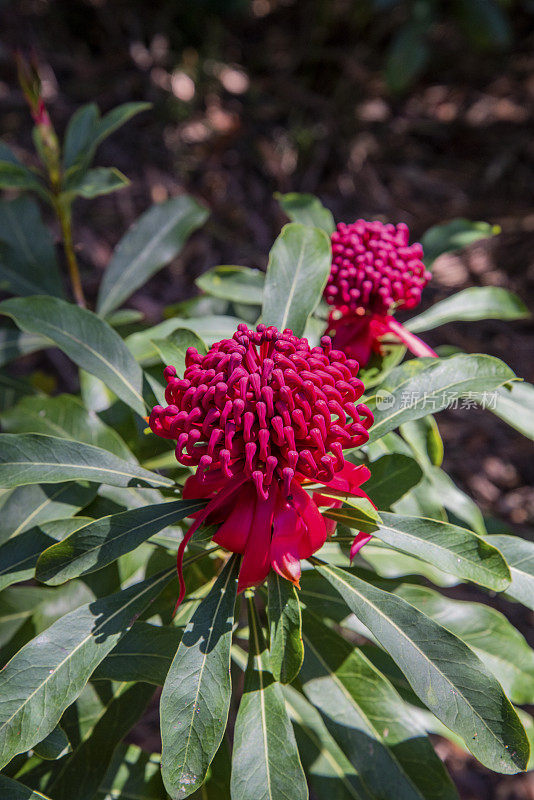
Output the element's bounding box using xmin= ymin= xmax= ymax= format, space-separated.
xmin=325 ymin=220 xmax=436 ymax=364
xmin=150 ymin=323 xmax=373 ymax=604
xmin=326 ymin=220 xmax=431 ymax=316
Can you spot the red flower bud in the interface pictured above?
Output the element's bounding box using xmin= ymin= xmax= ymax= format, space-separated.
xmin=325 ymin=220 xmax=436 ymax=364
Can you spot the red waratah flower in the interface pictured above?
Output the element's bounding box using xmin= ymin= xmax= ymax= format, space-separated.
xmin=325 ymin=220 xmax=437 ymax=365
xmin=149 ymin=323 xmax=373 ymax=606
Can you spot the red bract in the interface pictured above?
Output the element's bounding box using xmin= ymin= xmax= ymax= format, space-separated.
xmin=325 ymin=220 xmax=437 ymax=365
xmin=149 ymin=323 xmax=373 ymax=606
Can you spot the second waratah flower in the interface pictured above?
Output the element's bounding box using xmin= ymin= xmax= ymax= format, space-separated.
xmin=149 ymin=323 xmax=373 ymax=605
xmin=325 ymin=219 xmax=437 ymax=365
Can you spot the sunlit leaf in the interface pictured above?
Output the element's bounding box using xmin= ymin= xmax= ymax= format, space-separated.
xmin=0 ymin=517 xmax=92 ymax=591
xmin=161 ymin=555 xmax=240 ymax=799
xmin=36 ymin=499 xmax=204 ymax=585
xmin=0 ymin=434 xmax=173 ymax=489
xmin=275 ymin=192 xmax=335 ymax=234
xmin=196 ymin=265 xmax=264 ymax=306
xmin=313 ymin=560 xmax=529 ymax=774
xmin=0 ymin=297 xmax=146 ymax=416
xmin=0 ymin=482 xmax=96 ymax=545
xmin=230 ymin=595 xmax=308 ymax=800
xmin=0 ymin=568 xmax=174 ymax=768
xmin=97 ymin=196 xmax=208 ymax=316
xmin=487 ymin=534 xmax=534 ymax=612
xmin=47 ymin=682 xmax=155 ymax=800
xmin=491 ymin=381 xmax=534 ymax=441
xmin=406 ymin=287 xmax=528 ymax=333
xmin=262 ymin=223 xmax=331 ymax=337
xmin=267 ymin=572 xmax=304 ymax=684
xmin=395 ymin=584 xmax=534 ymax=705
xmin=300 ymin=610 xmax=458 ymax=800
xmin=367 ymin=354 xmax=516 ymax=443
xmin=421 ymin=219 xmax=498 ymax=267
xmin=1 ymin=394 xmax=132 ymax=459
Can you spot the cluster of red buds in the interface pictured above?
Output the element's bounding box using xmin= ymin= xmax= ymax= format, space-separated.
xmin=326 ymin=220 xmax=431 ymax=316
xmin=150 ymin=324 xmax=373 ymax=603
xmin=325 ymin=220 xmax=436 ymax=364
xmin=151 ymin=324 xmax=371 ymax=497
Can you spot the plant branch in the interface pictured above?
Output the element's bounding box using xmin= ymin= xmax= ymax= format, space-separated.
xmin=55 ymin=200 xmax=86 ymax=308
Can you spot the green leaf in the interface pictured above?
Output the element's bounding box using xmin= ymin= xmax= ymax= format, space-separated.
xmin=126 ymin=315 xmax=242 ymax=365
xmin=330 ymin=508 xmax=510 ymax=591
xmin=64 ymin=166 xmax=130 ymax=199
xmin=518 ymin=710 xmax=534 ymax=772
xmin=47 ymin=682 xmax=155 ymax=800
xmin=0 ymin=517 xmax=92 ymax=591
xmin=63 ymin=101 xmax=150 ymax=174
xmin=491 ymin=382 xmax=534 ymax=440
xmin=59 ymin=682 xmax=105 ymax=749
xmin=267 ymin=572 xmax=304 ymax=684
xmin=262 ymin=222 xmax=331 ymax=337
xmin=361 ymin=544 xmax=459 ymax=586
xmin=422 ymin=466 xmax=486 ymax=536
xmin=0 ymin=775 xmax=52 ymax=800
xmin=0 ymin=568 xmax=174 ymax=768
xmin=196 ymin=265 xmax=264 ymax=306
xmin=97 ymin=742 xmax=166 ymax=800
xmin=1 ymin=394 xmax=132 ymax=459
xmin=36 ymin=499 xmax=205 ymax=585
xmin=161 ymin=554 xmax=240 ymax=799
xmin=284 ymin=685 xmax=373 ymax=800
xmin=97 ymin=196 xmax=208 ymax=316
xmin=395 ymin=584 xmax=534 ymax=705
xmin=106 ymin=308 xmax=145 ymax=328
xmin=275 ymin=192 xmax=335 ymax=235
xmin=312 ymin=560 xmax=529 ymax=774
xmin=365 ymin=454 xmax=423 ymax=508
xmin=230 ymin=595 xmax=308 ymax=800
xmin=0 ymin=198 xmax=63 ymax=298
xmin=359 ymin=343 xmax=407 ymax=390
xmin=0 ymin=434 xmax=173 ymax=489
xmin=406 ymin=287 xmax=529 ymax=333
xmin=421 ymin=219 xmax=498 ymax=267
xmin=95 ymin=102 xmax=153 ymax=149
xmin=0 ymin=586 xmax=49 ymax=650
xmin=151 ymin=328 xmax=207 ymax=374
xmin=94 ymin=621 xmax=181 ymax=685
xmin=324 ymin=497 xmax=380 ymax=536
xmin=487 ymin=534 xmax=534 ymax=611
xmin=367 ymin=354 xmax=516 ymax=443
xmin=32 ymin=725 xmax=71 ymax=761
xmin=191 ymin=738 xmax=232 ymax=800
xmin=62 ymin=103 xmax=100 ymax=171
xmin=0 ymin=325 xmax=50 ymax=367
xmin=300 ymin=611 xmax=458 ymax=800
xmin=0 ymin=161 xmax=47 ymax=198
xmin=413 ymin=415 xmax=444 ymax=466
xmin=0 ymin=296 xmax=146 ymax=416
xmin=0 ymin=482 xmax=96 ymax=545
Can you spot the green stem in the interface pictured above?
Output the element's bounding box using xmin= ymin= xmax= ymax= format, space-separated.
xmin=56 ymin=200 xmax=86 ymax=308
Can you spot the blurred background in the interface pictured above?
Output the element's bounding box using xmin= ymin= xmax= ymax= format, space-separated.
xmin=1 ymin=2 xmax=533 ymax=796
